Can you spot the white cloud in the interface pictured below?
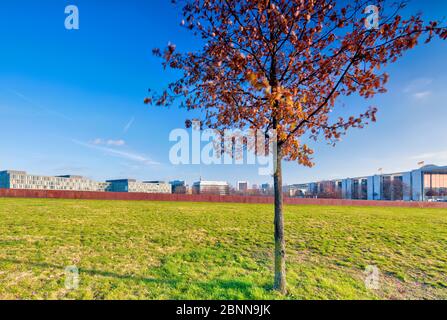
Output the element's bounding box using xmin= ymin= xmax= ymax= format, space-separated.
xmin=411 ymin=150 xmax=447 ymax=162
xmin=404 ymin=78 xmax=433 ymax=100
xmin=73 ymin=139 xmax=159 ymax=165
xmin=91 ymin=138 xmax=126 ymax=146
xmin=123 ymin=117 xmax=135 ymax=133
xmin=92 ymin=138 xmax=104 ymax=145
xmin=107 ymin=139 xmax=125 ymax=146
xmin=412 ymin=91 xmax=431 ymax=99
xmin=6 ymin=88 xmax=72 ymax=121
xmin=329 ymin=173 xmax=342 ymax=179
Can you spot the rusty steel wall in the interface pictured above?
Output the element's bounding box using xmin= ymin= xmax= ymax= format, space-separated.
xmin=1 ymin=188 xmax=447 ymax=208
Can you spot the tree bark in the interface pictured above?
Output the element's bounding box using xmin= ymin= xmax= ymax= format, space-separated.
xmin=273 ymin=147 xmax=286 ymax=294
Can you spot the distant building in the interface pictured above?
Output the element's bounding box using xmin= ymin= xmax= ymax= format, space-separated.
xmin=260 ymin=183 xmax=273 ymax=195
xmin=261 ymin=183 xmax=271 ymax=190
xmin=170 ymin=180 xmax=188 ymax=194
xmin=283 ymin=184 xmax=309 ymax=197
xmin=0 ymin=170 xmax=171 ymax=194
xmin=290 ymin=164 xmax=447 ymax=202
xmin=106 ymin=179 xmax=171 ymax=194
xmin=192 ymin=180 xmax=230 ymax=195
xmin=237 ymin=181 xmax=249 ymax=192
xmin=0 ymin=170 xmax=110 ymax=192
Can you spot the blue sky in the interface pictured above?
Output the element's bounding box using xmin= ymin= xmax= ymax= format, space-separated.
xmin=0 ymin=0 xmax=446 ymax=187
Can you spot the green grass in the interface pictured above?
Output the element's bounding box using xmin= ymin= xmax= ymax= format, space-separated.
xmin=0 ymin=198 xmax=446 ymax=300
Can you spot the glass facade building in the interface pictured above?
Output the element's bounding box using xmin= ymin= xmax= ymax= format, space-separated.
xmin=423 ymin=173 xmax=447 ymax=200
xmin=286 ymin=165 xmax=447 ymax=202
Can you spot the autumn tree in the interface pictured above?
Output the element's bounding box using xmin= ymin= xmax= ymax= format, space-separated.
xmin=146 ymin=0 xmax=446 ymax=294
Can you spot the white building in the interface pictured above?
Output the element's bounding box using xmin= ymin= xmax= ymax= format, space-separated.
xmin=106 ymin=179 xmax=171 ymax=194
xmin=290 ymin=165 xmax=447 ymax=202
xmin=192 ymin=180 xmax=230 ymax=195
xmin=0 ymin=170 xmax=110 ymax=192
xmin=0 ymin=170 xmax=172 ymax=194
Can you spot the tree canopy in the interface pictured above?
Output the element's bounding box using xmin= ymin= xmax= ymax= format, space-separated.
xmin=146 ymin=0 xmax=446 ymax=165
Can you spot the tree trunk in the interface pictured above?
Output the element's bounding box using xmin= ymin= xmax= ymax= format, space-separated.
xmin=273 ymin=148 xmax=286 ymax=294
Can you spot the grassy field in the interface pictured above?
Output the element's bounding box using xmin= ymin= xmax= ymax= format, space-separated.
xmin=0 ymin=198 xmax=446 ymax=300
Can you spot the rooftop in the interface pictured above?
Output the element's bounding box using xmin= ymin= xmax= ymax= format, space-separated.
xmin=106 ymin=179 xmax=137 ymax=183
xmin=193 ymin=181 xmax=229 ymax=186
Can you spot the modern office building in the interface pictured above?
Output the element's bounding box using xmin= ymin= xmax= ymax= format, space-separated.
xmin=169 ymin=180 xmax=188 ymax=194
xmin=192 ymin=180 xmax=230 ymax=195
xmin=260 ymin=183 xmax=273 ymax=195
xmin=0 ymin=170 xmax=172 ymax=194
xmin=106 ymin=179 xmax=171 ymax=194
xmin=0 ymin=170 xmax=111 ymax=192
xmin=287 ymin=165 xmax=447 ymax=202
xmin=237 ymin=181 xmax=249 ymax=192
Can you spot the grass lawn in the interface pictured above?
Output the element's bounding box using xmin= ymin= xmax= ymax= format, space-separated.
xmin=0 ymin=198 xmax=446 ymax=300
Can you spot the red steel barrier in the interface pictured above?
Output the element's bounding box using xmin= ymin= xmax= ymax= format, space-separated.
xmin=1 ymin=188 xmax=447 ymax=208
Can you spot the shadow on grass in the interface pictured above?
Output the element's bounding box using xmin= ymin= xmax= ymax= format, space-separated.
xmin=0 ymin=258 xmax=265 ymax=299
xmin=0 ymin=258 xmax=178 ymax=286
xmin=194 ymin=279 xmax=256 ymax=298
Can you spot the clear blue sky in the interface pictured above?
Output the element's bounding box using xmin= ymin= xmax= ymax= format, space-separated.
xmin=0 ymin=0 xmax=446 ymax=187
